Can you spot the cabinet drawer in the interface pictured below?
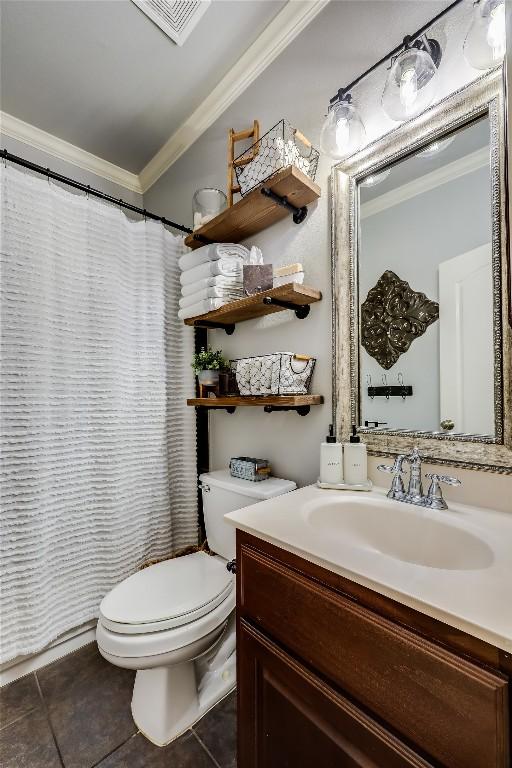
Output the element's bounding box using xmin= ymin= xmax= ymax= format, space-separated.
xmin=238 ymin=619 xmax=435 ymax=768
xmin=239 ymin=542 xmax=509 ymax=768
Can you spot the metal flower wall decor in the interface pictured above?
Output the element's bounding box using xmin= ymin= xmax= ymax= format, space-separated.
xmin=361 ymin=270 xmax=439 ymax=370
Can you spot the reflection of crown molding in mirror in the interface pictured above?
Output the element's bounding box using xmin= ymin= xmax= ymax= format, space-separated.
xmin=360 ymin=146 xmax=488 ymax=219
xmin=331 ymin=69 xmax=511 ymax=473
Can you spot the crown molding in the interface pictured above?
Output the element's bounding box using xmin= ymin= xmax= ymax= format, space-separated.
xmin=138 ymin=0 xmax=330 ymax=193
xmin=0 ymin=112 xmax=142 ymax=194
xmin=361 ymin=146 xmax=489 ymax=219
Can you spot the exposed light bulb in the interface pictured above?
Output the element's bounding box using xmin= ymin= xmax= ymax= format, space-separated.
xmin=464 ymin=0 xmax=506 ymax=70
xmin=320 ymin=97 xmax=366 ymax=160
xmin=399 ymin=68 xmax=418 ymax=114
xmin=487 ymin=2 xmax=506 ymax=61
xmin=335 ymin=117 xmax=350 ymax=152
xmin=381 ymin=42 xmax=439 ymax=122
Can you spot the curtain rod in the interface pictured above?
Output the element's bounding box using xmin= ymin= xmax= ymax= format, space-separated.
xmin=1 ymin=149 xmax=193 ymax=235
xmin=330 ymin=0 xmax=465 ymax=104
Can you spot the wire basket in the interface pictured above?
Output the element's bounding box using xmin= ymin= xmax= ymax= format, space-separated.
xmin=234 ymin=120 xmax=319 ymax=197
xmin=230 ymin=353 xmax=316 ymax=396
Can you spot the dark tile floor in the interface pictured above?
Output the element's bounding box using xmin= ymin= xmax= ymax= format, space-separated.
xmin=0 ymin=643 xmax=236 ymax=768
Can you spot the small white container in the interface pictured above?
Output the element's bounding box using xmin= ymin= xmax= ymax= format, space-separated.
xmin=320 ymin=425 xmax=344 ymax=484
xmin=343 ymin=426 xmax=368 ymax=485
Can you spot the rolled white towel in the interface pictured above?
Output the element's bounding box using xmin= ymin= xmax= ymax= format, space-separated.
xmin=181 ymin=258 xmax=244 ymax=285
xmin=181 ymin=275 xmax=242 ymax=297
xmin=179 ymin=287 xmax=243 ymax=309
xmin=178 ymin=298 xmax=228 ymax=320
xmin=179 ymin=243 xmax=250 ymax=273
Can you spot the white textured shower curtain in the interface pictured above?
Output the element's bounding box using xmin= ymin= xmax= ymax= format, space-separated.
xmin=0 ymin=165 xmax=197 ymax=663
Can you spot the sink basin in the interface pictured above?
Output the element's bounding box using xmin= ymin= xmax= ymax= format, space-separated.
xmin=303 ymin=497 xmax=494 ymax=571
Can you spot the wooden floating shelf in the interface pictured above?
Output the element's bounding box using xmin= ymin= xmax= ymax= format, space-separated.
xmin=187 ymin=395 xmax=324 ymax=416
xmin=184 ymin=283 xmax=322 ymax=333
xmin=184 ymin=166 xmax=321 ymax=250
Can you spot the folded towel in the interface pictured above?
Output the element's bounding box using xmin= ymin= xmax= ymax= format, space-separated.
xmin=181 ymin=259 xmax=244 ymax=285
xmin=275 ymin=262 xmax=303 ymax=277
xmin=178 ymin=298 xmax=228 ymax=320
xmin=179 ymin=243 xmax=250 ymax=273
xmin=181 ymin=276 xmax=242 ymax=297
xmin=274 ymin=271 xmax=305 ymax=288
xmin=179 ymin=287 xmax=243 ymax=309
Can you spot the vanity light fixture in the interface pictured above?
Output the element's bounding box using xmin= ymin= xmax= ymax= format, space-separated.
xmin=381 ymin=35 xmax=442 ymax=122
xmin=417 ymin=134 xmax=456 ymax=157
xmin=360 ymin=168 xmax=391 ymax=187
xmin=464 ymin=0 xmax=506 ymax=70
xmin=320 ymin=91 xmax=366 ymax=160
xmin=320 ymin=0 xmax=467 ymax=158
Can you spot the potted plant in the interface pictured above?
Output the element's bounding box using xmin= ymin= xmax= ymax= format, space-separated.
xmin=191 ymin=347 xmax=227 ymax=388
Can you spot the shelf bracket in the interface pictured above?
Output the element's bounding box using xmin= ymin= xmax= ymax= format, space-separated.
xmin=262 ymin=296 xmax=310 ymax=319
xmin=195 ymin=404 xmax=236 ymax=413
xmin=264 ymin=404 xmax=311 ymax=416
xmin=192 ymin=320 xmax=235 ymax=335
xmin=260 ymin=187 xmax=308 ymax=224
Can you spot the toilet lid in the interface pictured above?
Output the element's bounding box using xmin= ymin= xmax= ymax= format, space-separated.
xmin=99 ymin=552 xmax=233 ymax=634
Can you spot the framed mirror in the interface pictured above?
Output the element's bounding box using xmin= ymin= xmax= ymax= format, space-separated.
xmin=332 ymin=70 xmax=511 ymax=472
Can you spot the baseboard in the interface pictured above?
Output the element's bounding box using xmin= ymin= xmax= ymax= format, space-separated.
xmin=0 ymin=621 xmax=97 ymax=687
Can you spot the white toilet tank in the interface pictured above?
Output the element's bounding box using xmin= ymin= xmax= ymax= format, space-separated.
xmin=199 ymin=470 xmax=296 ymax=560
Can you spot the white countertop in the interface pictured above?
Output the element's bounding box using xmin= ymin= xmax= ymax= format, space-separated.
xmin=225 ymin=484 xmax=512 ymax=652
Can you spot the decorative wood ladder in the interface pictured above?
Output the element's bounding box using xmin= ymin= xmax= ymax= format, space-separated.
xmin=227 ymin=120 xmax=260 ymax=207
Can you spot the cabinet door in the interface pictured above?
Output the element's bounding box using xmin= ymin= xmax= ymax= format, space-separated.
xmin=238 ymin=619 xmax=434 ymax=768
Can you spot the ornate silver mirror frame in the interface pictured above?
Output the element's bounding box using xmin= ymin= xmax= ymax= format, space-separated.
xmin=331 ymin=69 xmax=511 ymax=473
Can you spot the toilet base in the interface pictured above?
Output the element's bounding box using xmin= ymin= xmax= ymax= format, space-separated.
xmin=131 ymin=616 xmax=237 ymax=747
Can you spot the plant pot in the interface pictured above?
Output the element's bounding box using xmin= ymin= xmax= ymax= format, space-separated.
xmin=197 ymin=370 xmax=220 ymax=387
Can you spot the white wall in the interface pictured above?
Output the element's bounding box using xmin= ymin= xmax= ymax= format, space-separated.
xmin=144 ymin=1 xmax=512 ymax=512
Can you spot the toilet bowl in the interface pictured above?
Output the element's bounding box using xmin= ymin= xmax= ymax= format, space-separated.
xmin=96 ymin=469 xmax=296 ymax=746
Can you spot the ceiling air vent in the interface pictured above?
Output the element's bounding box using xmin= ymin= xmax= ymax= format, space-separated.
xmin=131 ymin=0 xmax=211 ymax=46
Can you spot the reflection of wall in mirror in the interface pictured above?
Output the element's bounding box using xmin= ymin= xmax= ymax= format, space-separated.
xmin=359 ymin=138 xmax=492 ymax=434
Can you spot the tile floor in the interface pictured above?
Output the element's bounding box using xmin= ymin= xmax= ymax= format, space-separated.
xmin=0 ymin=643 xmax=236 ymax=768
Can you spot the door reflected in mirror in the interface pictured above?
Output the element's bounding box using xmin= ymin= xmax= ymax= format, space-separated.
xmin=358 ymin=116 xmax=494 ymax=437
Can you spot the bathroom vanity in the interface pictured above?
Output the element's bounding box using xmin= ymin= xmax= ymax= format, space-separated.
xmin=226 ymin=486 xmax=512 ymax=768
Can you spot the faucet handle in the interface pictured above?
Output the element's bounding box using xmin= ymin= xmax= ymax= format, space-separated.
xmin=378 ymin=455 xmax=406 ymax=500
xmin=377 ymin=455 xmax=406 ymax=475
xmin=425 ymin=472 xmax=461 ymax=510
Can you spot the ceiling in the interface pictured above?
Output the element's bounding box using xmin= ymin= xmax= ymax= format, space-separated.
xmin=0 ymin=0 xmax=457 ymax=190
xmin=0 ymin=0 xmax=286 ymax=172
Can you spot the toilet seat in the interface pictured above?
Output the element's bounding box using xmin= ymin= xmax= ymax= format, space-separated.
xmin=97 ymin=587 xmax=235 ymax=661
xmin=99 ymin=552 xmax=233 ymax=635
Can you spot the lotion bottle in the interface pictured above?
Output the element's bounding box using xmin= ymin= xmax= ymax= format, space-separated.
xmin=320 ymin=424 xmax=344 ymax=484
xmin=343 ymin=426 xmax=367 ymax=485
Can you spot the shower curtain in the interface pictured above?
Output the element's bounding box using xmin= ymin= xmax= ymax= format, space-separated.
xmin=0 ymin=164 xmax=198 ymax=663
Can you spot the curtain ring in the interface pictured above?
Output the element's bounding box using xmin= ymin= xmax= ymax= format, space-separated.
xmin=46 ymin=167 xmax=51 ymax=186
xmin=2 ymin=150 xmax=7 ymax=169
xmin=143 ymin=208 xmax=147 ymax=222
xmin=86 ymin=184 xmax=90 ymax=199
xmin=397 ymin=372 xmax=404 ymax=386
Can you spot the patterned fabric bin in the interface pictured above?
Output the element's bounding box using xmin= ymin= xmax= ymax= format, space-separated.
xmin=231 ymin=353 xmax=316 ymax=396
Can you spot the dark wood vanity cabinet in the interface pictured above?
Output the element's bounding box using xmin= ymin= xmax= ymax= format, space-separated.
xmin=236 ymin=531 xmax=511 ymax=768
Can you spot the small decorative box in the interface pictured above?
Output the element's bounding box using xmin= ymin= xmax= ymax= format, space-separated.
xmin=230 ymin=456 xmax=271 ymax=482
xmin=243 ymin=265 xmax=273 ymax=295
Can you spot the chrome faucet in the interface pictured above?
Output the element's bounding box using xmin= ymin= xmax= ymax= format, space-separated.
xmin=378 ymin=448 xmax=461 ymax=510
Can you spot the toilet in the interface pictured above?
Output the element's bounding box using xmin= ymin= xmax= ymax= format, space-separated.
xmin=96 ymin=469 xmax=296 ymax=746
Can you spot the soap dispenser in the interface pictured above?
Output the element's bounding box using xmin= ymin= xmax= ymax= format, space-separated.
xmin=320 ymin=424 xmax=344 ymax=484
xmin=343 ymin=426 xmax=368 ymax=485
